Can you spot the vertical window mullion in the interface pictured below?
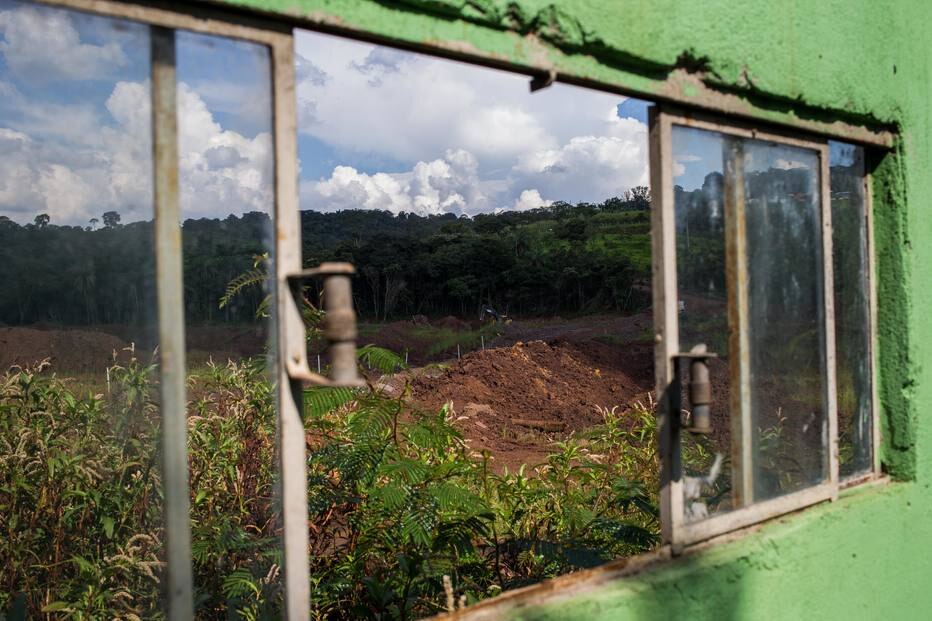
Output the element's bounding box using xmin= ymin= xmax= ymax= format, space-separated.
xmin=151 ymin=25 xmax=194 ymax=621
xmin=867 ymin=172 xmax=882 ymax=476
xmin=269 ymin=34 xmax=312 ymax=621
xmin=648 ymin=107 xmax=684 ymax=547
xmin=723 ymin=138 xmax=754 ymax=508
xmin=820 ymin=144 xmax=841 ymax=494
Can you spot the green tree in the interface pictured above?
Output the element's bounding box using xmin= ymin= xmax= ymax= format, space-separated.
xmin=102 ymin=210 xmax=121 ymax=228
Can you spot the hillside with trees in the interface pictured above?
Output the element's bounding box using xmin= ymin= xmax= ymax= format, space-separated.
xmin=0 ymin=189 xmax=652 ymax=327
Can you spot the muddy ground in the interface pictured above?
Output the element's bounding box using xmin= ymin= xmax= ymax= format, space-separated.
xmin=0 ymin=312 xmax=687 ymax=472
xmin=364 ymin=311 xmax=667 ymax=471
xmin=383 ymin=338 xmax=656 ymax=472
xmin=0 ymin=324 xmax=268 ymax=374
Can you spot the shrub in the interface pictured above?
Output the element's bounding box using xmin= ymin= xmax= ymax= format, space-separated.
xmin=0 ymin=358 xmax=659 ymax=619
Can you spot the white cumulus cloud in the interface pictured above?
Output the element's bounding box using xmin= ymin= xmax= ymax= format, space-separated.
xmin=512 ymin=115 xmax=649 ymax=204
xmin=303 ymin=148 xmax=489 ymax=216
xmin=293 ymin=32 xmax=642 ymax=175
xmin=307 ymin=166 xmax=411 ymax=214
xmin=0 ymin=78 xmax=273 ymax=225
xmin=0 ymin=4 xmax=127 ymax=82
xmin=513 ymin=189 xmax=552 ymax=212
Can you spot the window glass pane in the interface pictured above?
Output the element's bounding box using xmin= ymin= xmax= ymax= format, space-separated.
xmin=673 ymin=126 xmax=733 ymax=522
xmin=673 ymin=124 xmax=830 ymax=522
xmin=175 ymin=31 xmax=280 ymax=616
xmin=0 ymin=1 xmax=163 ymax=615
xmin=830 ymin=141 xmax=873 ymax=478
xmin=743 ymin=139 xmax=828 ymax=500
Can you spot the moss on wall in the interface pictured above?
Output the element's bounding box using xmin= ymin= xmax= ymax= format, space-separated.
xmin=201 ymin=0 xmax=931 ymax=617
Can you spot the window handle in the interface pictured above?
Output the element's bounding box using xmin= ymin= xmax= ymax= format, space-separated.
xmin=674 ymin=344 xmax=717 ymax=434
xmin=286 ymin=262 xmax=365 ymax=387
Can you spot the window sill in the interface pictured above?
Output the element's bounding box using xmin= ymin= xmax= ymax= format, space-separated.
xmin=431 ymin=475 xmax=892 ymax=620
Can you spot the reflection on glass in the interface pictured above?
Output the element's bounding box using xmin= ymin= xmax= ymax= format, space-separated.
xmin=743 ymin=140 xmax=827 ymax=500
xmin=672 ymin=126 xmax=732 ymax=522
xmin=176 ymin=32 xmax=280 ymax=616
xmin=0 ymin=1 xmax=162 ymax=616
xmin=830 ymin=142 xmax=873 ymax=478
xmin=673 ymin=124 xmax=830 ymax=523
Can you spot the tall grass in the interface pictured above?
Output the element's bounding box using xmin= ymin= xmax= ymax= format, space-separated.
xmin=0 ymin=357 xmax=660 ymax=619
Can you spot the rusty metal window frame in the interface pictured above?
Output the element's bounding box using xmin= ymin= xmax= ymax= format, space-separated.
xmin=650 ymin=105 xmax=881 ymax=551
xmin=30 ymin=1 xmax=307 ymax=619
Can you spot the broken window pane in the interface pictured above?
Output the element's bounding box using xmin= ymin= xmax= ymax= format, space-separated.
xmin=294 ymin=28 xmax=659 ymax=614
xmin=830 ymin=141 xmax=873 ymax=478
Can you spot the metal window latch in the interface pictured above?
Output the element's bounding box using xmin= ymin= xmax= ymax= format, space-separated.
xmin=673 ymin=344 xmax=717 ymax=434
xmin=286 ymin=262 xmax=364 ymax=387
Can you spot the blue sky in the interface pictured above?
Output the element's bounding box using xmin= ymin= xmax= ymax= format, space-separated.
xmin=0 ymin=0 xmax=651 ymax=225
xmin=292 ymin=30 xmax=650 ymax=215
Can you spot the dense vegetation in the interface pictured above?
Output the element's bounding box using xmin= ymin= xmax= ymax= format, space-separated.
xmin=0 ymin=192 xmax=650 ymax=327
xmin=0 ymin=355 xmax=660 ymax=619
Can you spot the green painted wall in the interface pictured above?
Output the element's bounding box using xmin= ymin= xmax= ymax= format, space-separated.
xmin=204 ymin=1 xmax=932 ymax=618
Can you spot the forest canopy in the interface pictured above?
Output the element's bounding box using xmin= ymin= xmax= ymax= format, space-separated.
xmin=0 ymin=191 xmax=652 ymax=327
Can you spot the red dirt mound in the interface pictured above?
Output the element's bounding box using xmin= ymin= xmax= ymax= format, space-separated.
xmin=408 ymin=339 xmax=655 ymax=471
xmin=432 ymin=315 xmax=471 ymax=331
xmin=0 ymin=326 xmax=131 ymax=374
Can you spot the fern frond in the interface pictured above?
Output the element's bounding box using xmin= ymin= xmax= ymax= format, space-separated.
xmin=219 ymin=268 xmax=266 ymax=310
xmin=374 ymin=482 xmax=410 ymax=510
xmin=588 ymin=517 xmax=659 ymax=548
xmin=346 ymin=396 xmax=395 ymax=439
xmin=401 ymin=497 xmax=437 ymax=547
xmin=222 ymin=567 xmax=261 ymax=598
xmin=429 ymin=481 xmax=485 ymax=512
xmin=379 ymin=458 xmax=429 ymax=485
xmin=304 ymin=386 xmax=357 ymax=419
xmin=357 ymin=345 xmax=407 ymax=374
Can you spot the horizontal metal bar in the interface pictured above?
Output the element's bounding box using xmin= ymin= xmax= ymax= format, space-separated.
xmin=287 ymin=262 xmax=356 ymax=283
xmin=664 ymin=107 xmax=831 ymax=152
xmin=285 ymin=357 xmax=365 ymax=388
xmin=653 ymin=71 xmax=894 ymax=149
xmin=34 ymin=0 xmax=290 ymax=44
xmin=672 ymin=351 xmax=719 ymax=360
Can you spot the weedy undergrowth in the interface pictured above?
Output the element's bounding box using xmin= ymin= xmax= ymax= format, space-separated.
xmin=0 ymin=355 xmax=660 ymax=619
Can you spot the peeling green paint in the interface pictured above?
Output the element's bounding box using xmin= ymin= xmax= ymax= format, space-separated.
xmin=202 ymin=0 xmax=930 ymax=617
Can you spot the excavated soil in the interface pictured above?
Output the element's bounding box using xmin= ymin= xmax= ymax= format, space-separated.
xmin=403 ymin=339 xmax=656 ymax=471
xmin=0 ymin=326 xmax=132 ymax=373
xmin=0 ymin=324 xmax=268 ymax=375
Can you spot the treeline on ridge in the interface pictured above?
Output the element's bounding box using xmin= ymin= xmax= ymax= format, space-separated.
xmin=0 ymin=191 xmax=651 ymax=327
